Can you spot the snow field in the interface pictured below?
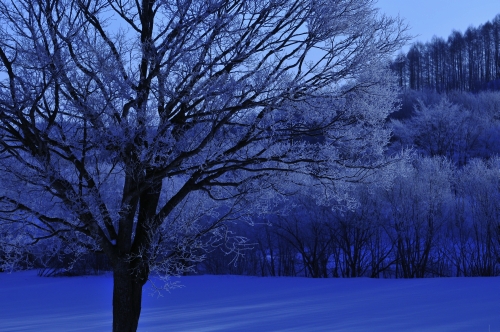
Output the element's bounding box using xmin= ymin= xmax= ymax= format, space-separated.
xmin=0 ymin=271 xmax=499 ymax=331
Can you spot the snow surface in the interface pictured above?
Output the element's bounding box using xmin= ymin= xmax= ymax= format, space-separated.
xmin=0 ymin=271 xmax=499 ymax=331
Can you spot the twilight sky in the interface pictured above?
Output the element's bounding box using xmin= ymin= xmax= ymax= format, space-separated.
xmin=376 ymin=0 xmax=500 ymax=51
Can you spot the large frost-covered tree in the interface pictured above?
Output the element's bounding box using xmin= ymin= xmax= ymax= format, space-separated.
xmin=0 ymin=0 xmax=407 ymax=330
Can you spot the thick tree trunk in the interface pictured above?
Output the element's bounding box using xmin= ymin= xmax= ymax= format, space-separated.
xmin=112 ymin=263 xmax=146 ymax=332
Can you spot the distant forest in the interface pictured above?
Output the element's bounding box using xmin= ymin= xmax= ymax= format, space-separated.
xmin=391 ymin=14 xmax=500 ymax=92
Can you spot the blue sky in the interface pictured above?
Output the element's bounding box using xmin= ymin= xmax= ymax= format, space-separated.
xmin=377 ymin=0 xmax=500 ymax=50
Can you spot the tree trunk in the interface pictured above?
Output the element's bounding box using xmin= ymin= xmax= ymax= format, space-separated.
xmin=112 ymin=262 xmax=146 ymax=332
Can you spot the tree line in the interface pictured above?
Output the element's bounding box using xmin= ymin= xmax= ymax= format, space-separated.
xmin=11 ymin=90 xmax=500 ymax=280
xmin=200 ymin=91 xmax=500 ymax=278
xmin=201 ymin=155 xmax=500 ymax=279
xmin=392 ymin=14 xmax=500 ymax=92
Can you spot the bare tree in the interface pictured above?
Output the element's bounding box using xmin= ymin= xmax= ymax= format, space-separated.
xmin=384 ymin=156 xmax=454 ymax=278
xmin=454 ymin=158 xmax=500 ymax=276
xmin=0 ymin=0 xmax=407 ymax=330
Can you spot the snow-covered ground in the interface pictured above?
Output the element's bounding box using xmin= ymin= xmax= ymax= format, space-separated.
xmin=0 ymin=271 xmax=499 ymax=331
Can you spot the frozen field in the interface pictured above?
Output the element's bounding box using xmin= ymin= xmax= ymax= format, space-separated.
xmin=0 ymin=270 xmax=499 ymax=331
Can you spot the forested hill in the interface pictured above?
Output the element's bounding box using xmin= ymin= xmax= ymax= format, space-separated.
xmin=391 ymin=14 xmax=500 ymax=92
